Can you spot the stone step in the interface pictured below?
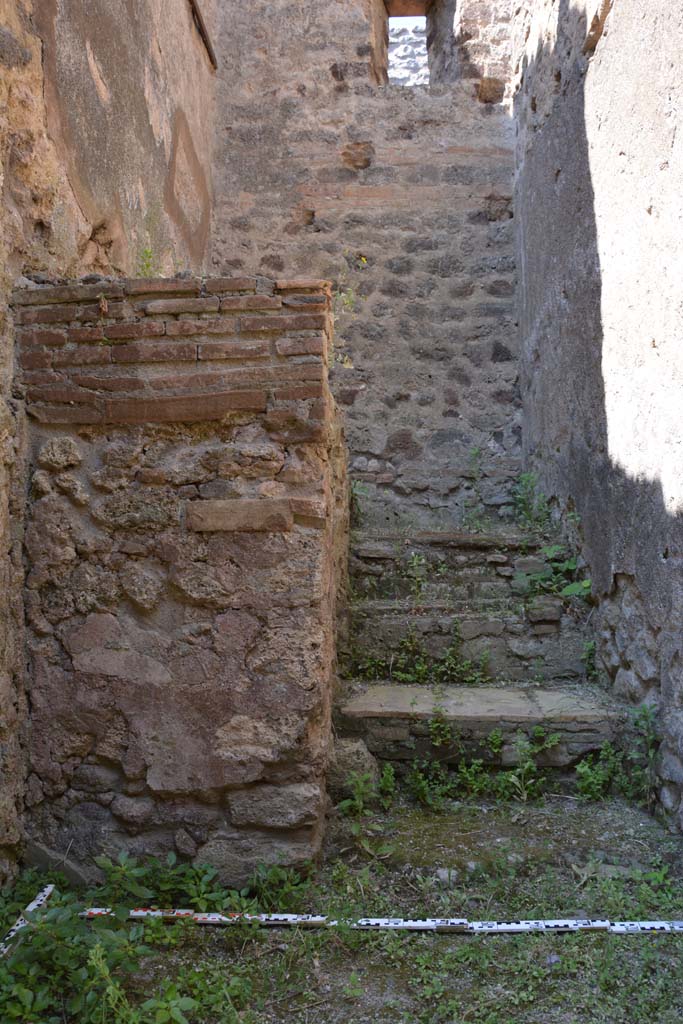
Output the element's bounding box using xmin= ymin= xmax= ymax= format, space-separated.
xmin=350 ymin=529 xmax=565 ymax=604
xmin=336 ymin=684 xmax=622 ymax=767
xmin=345 ymin=599 xmax=589 ymax=683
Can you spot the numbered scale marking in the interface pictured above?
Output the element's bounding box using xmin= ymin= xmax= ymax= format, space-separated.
xmin=81 ymin=908 xmax=683 ymax=935
xmin=4 ymin=888 xmax=683 ymax=958
xmin=0 ymin=885 xmax=55 ymax=957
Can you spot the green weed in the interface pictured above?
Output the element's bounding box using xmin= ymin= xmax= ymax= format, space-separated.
xmin=513 ymin=472 xmax=552 ymax=534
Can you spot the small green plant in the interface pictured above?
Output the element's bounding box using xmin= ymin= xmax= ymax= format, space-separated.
xmin=515 ymin=544 xmax=592 ymax=602
xmin=378 ymin=763 xmax=397 ymax=810
xmin=513 ymin=472 xmax=552 ymax=534
xmin=487 ymin=728 xmax=504 ymax=757
xmin=618 ymin=704 xmax=658 ymax=808
xmin=350 ymin=480 xmax=368 ymax=527
xmin=338 ymin=771 xmax=377 ymax=818
xmin=575 ymin=705 xmax=658 ymax=807
xmin=333 ymin=251 xmax=367 ymax=324
xmin=462 ymin=502 xmax=486 ymax=533
xmin=406 ymin=759 xmax=454 ymax=810
xmin=576 ymin=741 xmax=620 ymax=800
xmin=582 ymin=639 xmax=598 ymax=680
xmin=429 ymin=708 xmax=458 ymax=750
xmin=343 ymin=970 xmax=364 ymax=999
xmin=338 ymin=772 xmax=395 ymax=858
xmin=137 ymin=245 xmax=158 ymax=278
xmin=500 ymin=728 xmax=560 ymax=802
xmin=403 ymin=551 xmax=428 ymax=601
xmin=347 ymin=628 xmax=491 ymax=689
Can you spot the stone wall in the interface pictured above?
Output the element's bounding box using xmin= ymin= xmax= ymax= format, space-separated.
xmin=12 ymin=276 xmax=347 ymax=883
xmin=513 ymin=0 xmax=683 ymax=823
xmin=0 ymin=0 xmax=216 ymax=881
xmin=210 ymin=0 xmax=520 ymax=531
xmin=428 ymin=0 xmax=514 ymax=98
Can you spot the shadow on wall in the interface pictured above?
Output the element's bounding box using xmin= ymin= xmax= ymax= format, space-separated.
xmin=515 ymin=0 xmax=683 ymax=816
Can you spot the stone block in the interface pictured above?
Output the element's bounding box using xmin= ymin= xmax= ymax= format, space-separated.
xmin=103 ymin=321 xmax=166 ymax=340
xmin=228 ymin=783 xmax=323 ymax=829
xmin=275 ymin=336 xmax=325 ymax=356
xmin=101 ymin=390 xmax=267 ymax=423
xmin=186 ymin=498 xmax=293 ymax=533
xmin=38 ymin=437 xmax=82 ymax=471
xmin=527 ymin=597 xmax=563 ymax=623
xmin=613 ymin=667 xmax=646 ymax=703
xmin=198 ymin=339 xmax=270 ymax=360
xmin=125 ymin=278 xmax=202 ymax=296
xmin=195 ymin=830 xmax=320 ymax=888
xmin=327 ymin=738 xmax=379 ymax=798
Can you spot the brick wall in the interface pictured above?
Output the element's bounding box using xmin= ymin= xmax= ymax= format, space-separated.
xmin=12 ymin=276 xmax=347 ymax=883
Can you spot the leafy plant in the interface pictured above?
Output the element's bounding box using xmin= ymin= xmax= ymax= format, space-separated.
xmin=405 ymin=759 xmax=454 ymax=810
xmin=378 ymin=763 xmax=397 ymax=810
xmin=137 ymin=246 xmax=158 ymax=278
xmin=575 ymin=705 xmax=658 ymax=807
xmin=576 ymin=742 xmax=619 ymax=800
xmin=514 ymin=543 xmax=592 ymax=604
xmin=428 ymin=707 xmax=459 ymax=750
xmin=487 ymin=728 xmax=504 ymax=757
xmin=338 ymin=771 xmax=395 ymax=858
xmin=498 ymin=729 xmax=560 ymax=802
xmin=333 ymin=251 xmax=367 ymax=324
xmin=93 ymin=851 xmax=155 ymax=903
xmin=513 ymin=472 xmax=551 ymax=534
xmin=349 ymin=628 xmax=491 ymax=689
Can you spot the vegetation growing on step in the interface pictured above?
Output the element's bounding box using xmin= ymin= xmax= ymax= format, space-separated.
xmin=344 ymin=627 xmax=491 ymax=688
xmin=405 ymin=724 xmax=561 ymax=809
xmin=576 ymin=706 xmax=658 ymax=808
xmin=460 ymin=446 xmax=489 ymax=533
xmin=515 ymin=543 xmax=592 ymax=603
xmin=513 ymin=471 xmax=555 ymax=534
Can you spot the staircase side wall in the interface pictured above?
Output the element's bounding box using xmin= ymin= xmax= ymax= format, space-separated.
xmin=210 ymin=0 xmax=520 ymax=531
xmin=513 ymin=0 xmax=683 ymax=822
xmin=13 ymin=276 xmax=347 ymax=885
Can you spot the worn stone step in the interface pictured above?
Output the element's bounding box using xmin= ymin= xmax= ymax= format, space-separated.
xmin=346 ymin=599 xmax=589 ymax=683
xmin=350 ymin=529 xmax=564 ymax=603
xmin=336 ymin=684 xmax=622 ymax=767
xmin=351 ymin=575 xmax=524 ymax=604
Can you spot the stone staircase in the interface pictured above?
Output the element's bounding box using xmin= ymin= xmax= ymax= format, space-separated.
xmin=336 ymin=530 xmax=622 ymax=768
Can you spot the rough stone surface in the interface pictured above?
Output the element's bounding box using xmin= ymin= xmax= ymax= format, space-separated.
xmin=513 ymin=0 xmax=683 ymax=814
xmin=327 ymin=737 xmax=380 ymax=798
xmin=16 ymin=279 xmax=348 ymax=882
